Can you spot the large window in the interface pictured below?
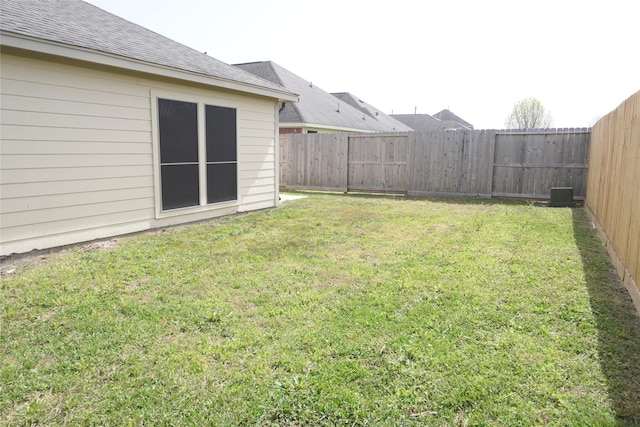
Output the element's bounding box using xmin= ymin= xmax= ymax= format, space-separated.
xmin=157 ymin=98 xmax=237 ymax=212
xmin=205 ymin=105 xmax=237 ymax=203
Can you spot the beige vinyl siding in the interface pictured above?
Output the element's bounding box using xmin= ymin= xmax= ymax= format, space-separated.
xmin=0 ymin=176 xmax=152 ymax=200
xmin=2 ymin=187 xmax=152 ymax=214
xmin=235 ymin=105 xmax=278 ymax=212
xmin=0 ymin=94 xmax=150 ymax=121
xmin=237 ymin=106 xmax=278 ymax=210
xmin=2 ymin=165 xmax=152 ymax=185
xmin=0 ymin=52 xmax=278 ymax=255
xmin=0 ymin=53 xmax=153 ymax=255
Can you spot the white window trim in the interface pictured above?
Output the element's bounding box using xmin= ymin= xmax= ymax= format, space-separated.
xmin=150 ymin=89 xmax=239 ymax=219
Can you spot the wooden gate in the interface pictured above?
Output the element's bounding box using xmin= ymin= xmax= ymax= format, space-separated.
xmin=347 ymin=134 xmax=408 ymax=193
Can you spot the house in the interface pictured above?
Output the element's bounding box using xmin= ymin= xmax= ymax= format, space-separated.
xmin=0 ymin=0 xmax=297 ymax=257
xmin=391 ymin=110 xmax=473 ymax=131
xmin=390 ymin=114 xmax=454 ymax=132
xmin=235 ymin=61 xmax=405 ymax=134
xmin=330 ymin=92 xmax=412 ymax=132
xmin=432 ymin=109 xmax=474 ymax=130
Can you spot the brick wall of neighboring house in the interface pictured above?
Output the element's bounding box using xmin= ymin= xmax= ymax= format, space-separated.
xmin=279 ymin=128 xmax=303 ymax=134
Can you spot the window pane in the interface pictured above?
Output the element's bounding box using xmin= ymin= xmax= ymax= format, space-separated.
xmin=205 ymin=105 xmax=237 ymax=162
xmin=159 ymin=99 xmax=198 ymax=163
xmin=207 ymin=163 xmax=237 ymax=203
xmin=161 ymin=164 xmax=199 ymax=210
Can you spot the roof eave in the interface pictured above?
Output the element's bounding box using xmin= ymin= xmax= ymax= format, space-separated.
xmin=0 ymin=31 xmax=298 ymax=102
xmin=279 ymin=122 xmax=384 ymax=133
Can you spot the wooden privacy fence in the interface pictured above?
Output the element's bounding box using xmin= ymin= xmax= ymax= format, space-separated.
xmin=586 ymin=90 xmax=640 ymax=311
xmin=280 ymin=128 xmax=591 ymax=199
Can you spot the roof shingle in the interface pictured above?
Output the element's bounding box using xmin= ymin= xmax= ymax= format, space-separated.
xmin=331 ymin=92 xmax=412 ymax=132
xmin=0 ymin=0 xmax=294 ymax=96
xmin=236 ymin=61 xmax=404 ymax=132
xmin=432 ymin=109 xmax=473 ymax=129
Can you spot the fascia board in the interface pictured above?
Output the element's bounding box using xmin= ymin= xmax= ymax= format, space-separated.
xmin=279 ymin=122 xmax=379 ymax=133
xmin=0 ymin=31 xmax=299 ymax=102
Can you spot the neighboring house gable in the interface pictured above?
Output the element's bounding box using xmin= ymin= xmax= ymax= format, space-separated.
xmin=390 ymin=114 xmax=449 ymax=132
xmin=331 ymin=92 xmax=412 ymax=132
xmin=0 ymin=0 xmax=297 ymax=256
xmin=235 ymin=61 xmax=401 ymax=133
xmin=433 ymin=109 xmax=474 ymax=130
xmin=391 ymin=112 xmax=472 ymax=131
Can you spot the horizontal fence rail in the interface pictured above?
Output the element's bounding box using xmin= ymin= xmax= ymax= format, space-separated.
xmin=280 ymin=128 xmax=591 ymax=199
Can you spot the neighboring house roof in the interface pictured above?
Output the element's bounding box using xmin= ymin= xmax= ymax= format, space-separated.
xmin=390 ymin=114 xmax=462 ymax=132
xmin=235 ymin=61 xmax=401 ymax=132
xmin=331 ymin=92 xmax=413 ymax=132
xmin=433 ymin=109 xmax=474 ymax=130
xmin=0 ymin=0 xmax=297 ymax=101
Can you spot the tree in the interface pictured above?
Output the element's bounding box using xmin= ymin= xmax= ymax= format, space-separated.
xmin=504 ymin=97 xmax=553 ymax=129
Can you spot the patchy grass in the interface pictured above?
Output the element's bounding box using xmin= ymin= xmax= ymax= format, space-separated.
xmin=1 ymin=193 xmax=639 ymax=426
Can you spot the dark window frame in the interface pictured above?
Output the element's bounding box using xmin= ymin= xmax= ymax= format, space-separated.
xmin=154 ymin=96 xmax=238 ymax=215
xmin=205 ymin=104 xmax=237 ymax=204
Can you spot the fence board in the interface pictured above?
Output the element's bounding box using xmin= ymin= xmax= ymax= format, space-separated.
xmin=492 ymin=130 xmax=590 ymax=199
xmin=462 ymin=129 xmax=495 ymax=196
xmin=280 ymin=128 xmax=589 ymax=199
xmin=348 ymin=134 xmax=408 ymax=192
xmin=626 ymin=96 xmax=640 ymax=286
xmin=407 ymin=130 xmax=468 ymax=195
xmin=586 ymin=90 xmax=640 ymax=312
xmin=279 ymin=133 xmax=348 ymax=191
xmin=493 ymin=133 xmax=521 ymax=195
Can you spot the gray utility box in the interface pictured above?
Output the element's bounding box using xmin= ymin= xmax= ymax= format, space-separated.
xmin=548 ymin=187 xmax=574 ymax=207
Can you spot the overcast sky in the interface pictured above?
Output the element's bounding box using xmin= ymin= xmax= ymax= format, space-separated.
xmin=86 ymin=0 xmax=639 ymax=129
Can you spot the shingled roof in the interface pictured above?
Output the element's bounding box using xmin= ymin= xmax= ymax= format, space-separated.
xmin=433 ymin=109 xmax=474 ymax=130
xmin=390 ymin=114 xmax=462 ymax=132
xmin=331 ymin=92 xmax=413 ymax=132
xmin=235 ymin=61 xmax=402 ymax=132
xmin=0 ymin=0 xmax=296 ymax=100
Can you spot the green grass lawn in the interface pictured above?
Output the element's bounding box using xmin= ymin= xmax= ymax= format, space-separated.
xmin=1 ymin=193 xmax=639 ymax=426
